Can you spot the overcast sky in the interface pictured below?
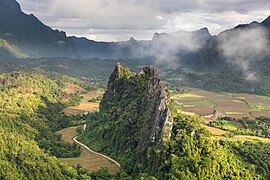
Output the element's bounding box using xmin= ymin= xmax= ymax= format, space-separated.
xmin=17 ymin=0 xmax=270 ymax=42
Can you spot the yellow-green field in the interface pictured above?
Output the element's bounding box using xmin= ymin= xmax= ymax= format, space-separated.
xmin=216 ymin=135 xmax=270 ymax=143
xmin=63 ymin=88 xmax=104 ymax=115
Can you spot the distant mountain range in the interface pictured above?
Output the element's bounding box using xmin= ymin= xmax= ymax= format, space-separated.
xmin=72 ymin=27 xmax=211 ymax=60
xmin=0 ymin=0 xmax=269 ymax=66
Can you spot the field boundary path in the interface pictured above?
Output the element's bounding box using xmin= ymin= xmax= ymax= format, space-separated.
xmin=73 ymin=136 xmax=121 ymax=169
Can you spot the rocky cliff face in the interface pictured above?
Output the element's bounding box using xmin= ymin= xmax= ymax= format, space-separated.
xmin=101 ymin=64 xmax=173 ymax=144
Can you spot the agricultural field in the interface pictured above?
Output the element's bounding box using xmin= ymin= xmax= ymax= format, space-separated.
xmin=201 ymin=125 xmax=228 ymax=135
xmin=216 ymin=135 xmax=270 ymax=143
xmin=57 ymin=127 xmax=120 ymax=175
xmin=63 ymin=88 xmax=104 ymax=115
xmin=64 ymin=82 xmax=85 ymax=94
xmin=171 ymin=88 xmax=270 ymax=120
xmin=171 ymin=88 xmax=270 ymax=142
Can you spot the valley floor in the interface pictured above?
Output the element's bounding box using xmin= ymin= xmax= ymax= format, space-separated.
xmin=171 ymin=88 xmax=270 ymax=120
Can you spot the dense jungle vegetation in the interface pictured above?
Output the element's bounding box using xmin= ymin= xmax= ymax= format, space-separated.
xmin=0 ymin=71 xmax=90 ymax=179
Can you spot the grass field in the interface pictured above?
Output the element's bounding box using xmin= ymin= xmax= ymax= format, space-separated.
xmin=63 ymin=89 xmax=104 ymax=115
xmin=202 ymin=125 xmax=228 ymax=135
xmin=64 ymin=82 xmax=85 ymax=94
xmin=217 ymin=135 xmax=270 ymax=143
xmin=56 ymin=127 xmax=120 ymax=175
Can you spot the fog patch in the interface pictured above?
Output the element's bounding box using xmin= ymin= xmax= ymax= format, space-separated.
xmin=150 ymin=31 xmax=202 ymax=66
xmin=218 ymin=26 xmax=270 ymax=80
xmin=114 ymin=29 xmax=210 ymax=67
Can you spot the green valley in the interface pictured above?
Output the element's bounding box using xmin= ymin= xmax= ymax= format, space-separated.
xmin=0 ymin=0 xmax=270 ymax=179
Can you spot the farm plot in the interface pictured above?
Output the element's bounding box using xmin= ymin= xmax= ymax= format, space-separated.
xmin=64 ymin=82 xmax=85 ymax=94
xmin=63 ymin=89 xmax=104 ymax=115
xmin=63 ymin=102 xmax=99 ymax=115
xmin=56 ymin=127 xmax=120 ymax=175
xmin=171 ymin=92 xmax=215 ymax=117
xmin=216 ymin=135 xmax=270 ymax=143
xmin=230 ymin=93 xmax=270 ymax=118
xmin=201 ymin=125 xmax=228 ymax=136
xmin=214 ymin=100 xmax=251 ymax=119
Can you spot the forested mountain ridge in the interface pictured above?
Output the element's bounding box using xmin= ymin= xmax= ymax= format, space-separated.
xmin=79 ymin=65 xmax=260 ymax=179
xmin=0 ymin=0 xmax=78 ymax=58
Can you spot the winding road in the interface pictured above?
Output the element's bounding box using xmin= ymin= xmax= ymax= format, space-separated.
xmin=73 ymin=136 xmax=121 ymax=168
xmin=57 ymin=127 xmax=121 ymax=174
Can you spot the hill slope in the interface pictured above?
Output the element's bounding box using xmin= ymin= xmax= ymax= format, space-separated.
xmin=0 ymin=0 xmax=77 ymax=58
xmin=0 ymin=71 xmax=89 ymax=179
xmin=0 ymin=38 xmax=28 ymax=58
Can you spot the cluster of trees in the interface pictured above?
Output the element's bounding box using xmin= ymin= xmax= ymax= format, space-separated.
xmin=79 ymin=65 xmax=263 ymax=179
xmin=227 ymin=141 xmax=270 ymax=179
xmin=209 ymin=116 xmax=270 ymax=137
xmin=147 ymin=115 xmax=259 ymax=179
xmin=0 ymin=130 xmax=84 ymax=179
xmin=88 ymin=96 xmax=103 ymax=103
xmin=0 ymin=71 xmax=90 ymax=179
xmin=209 ymin=116 xmax=270 ymax=178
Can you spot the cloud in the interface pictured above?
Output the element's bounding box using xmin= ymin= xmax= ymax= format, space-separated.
xmin=112 ymin=28 xmax=210 ymax=68
xmin=218 ymin=26 xmax=270 ymax=80
xmin=17 ymin=0 xmax=270 ymax=41
xmin=149 ymin=31 xmax=204 ymax=66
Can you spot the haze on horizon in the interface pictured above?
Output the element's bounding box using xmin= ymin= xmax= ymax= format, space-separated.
xmin=17 ymin=0 xmax=270 ymax=42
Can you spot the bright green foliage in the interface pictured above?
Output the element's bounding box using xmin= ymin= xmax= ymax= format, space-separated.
xmin=0 ymin=130 xmax=79 ymax=180
xmin=148 ymin=115 xmax=259 ymax=180
xmin=0 ymin=71 xmax=90 ymax=179
xmin=116 ymin=64 xmax=135 ymax=80
xmin=229 ymin=141 xmax=270 ymax=179
xmin=209 ymin=117 xmax=270 ymax=138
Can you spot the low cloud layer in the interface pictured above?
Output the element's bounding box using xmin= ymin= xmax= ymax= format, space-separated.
xmin=218 ymin=26 xmax=270 ymax=80
xmin=17 ymin=0 xmax=270 ymax=41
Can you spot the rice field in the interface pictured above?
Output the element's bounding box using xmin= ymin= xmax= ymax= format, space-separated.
xmin=171 ymin=88 xmax=270 ymax=120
